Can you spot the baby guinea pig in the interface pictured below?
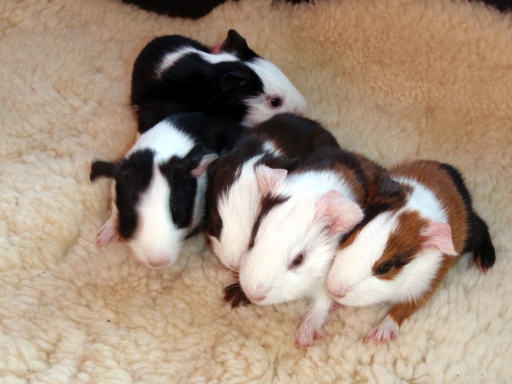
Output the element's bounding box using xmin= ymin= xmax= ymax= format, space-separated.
xmin=90 ymin=112 xmax=246 ymax=269
xmin=238 ymin=147 xmax=389 ymax=348
xmin=131 ymin=29 xmax=307 ymax=133
xmin=206 ymin=113 xmax=340 ymax=275
xmin=326 ymin=160 xmax=496 ymax=343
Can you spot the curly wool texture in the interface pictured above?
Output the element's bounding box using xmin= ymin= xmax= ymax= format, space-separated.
xmin=1 ymin=0 xmax=511 ymax=382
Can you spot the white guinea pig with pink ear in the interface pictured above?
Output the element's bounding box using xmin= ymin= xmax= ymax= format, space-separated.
xmin=206 ymin=114 xmax=340 ymax=276
xmin=326 ymin=160 xmax=496 ymax=343
xmin=237 ymin=148 xmax=388 ymax=348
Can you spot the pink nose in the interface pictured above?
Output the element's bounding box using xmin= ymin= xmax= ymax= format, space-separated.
xmin=148 ymin=259 xmax=170 ymax=268
xmin=329 ymin=287 xmax=349 ymax=299
xmin=249 ymin=293 xmax=267 ymax=302
xmin=293 ymin=106 xmax=304 ymax=116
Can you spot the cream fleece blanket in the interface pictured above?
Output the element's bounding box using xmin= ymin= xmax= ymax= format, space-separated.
xmin=1 ymin=0 xmax=511 ymax=382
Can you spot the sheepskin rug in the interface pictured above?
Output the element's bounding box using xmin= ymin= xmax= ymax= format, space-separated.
xmin=1 ymin=0 xmax=511 ymax=382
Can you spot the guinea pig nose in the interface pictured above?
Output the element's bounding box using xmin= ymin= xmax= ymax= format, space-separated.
xmin=329 ymin=286 xmax=349 ymax=299
xmin=249 ymin=293 xmax=266 ymax=302
xmin=293 ymin=106 xmax=304 ymax=116
xmin=148 ymin=259 xmax=170 ymax=268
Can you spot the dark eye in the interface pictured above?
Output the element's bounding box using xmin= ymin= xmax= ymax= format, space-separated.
xmin=270 ymin=97 xmax=282 ymax=108
xmin=290 ymin=253 xmax=304 ymax=268
xmin=375 ymin=261 xmax=394 ymax=275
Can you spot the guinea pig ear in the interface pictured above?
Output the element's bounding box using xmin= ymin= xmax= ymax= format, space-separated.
xmin=255 ymin=165 xmax=288 ymax=197
xmin=315 ymin=190 xmax=364 ymax=237
xmin=192 ymin=154 xmax=218 ymax=178
xmin=90 ymin=161 xmax=116 ymax=181
xmin=220 ymin=29 xmax=258 ymax=60
xmin=420 ymin=221 xmax=458 ymax=256
xmin=209 ymin=71 xmax=253 ymax=105
xmin=185 ymin=144 xmax=218 ymax=178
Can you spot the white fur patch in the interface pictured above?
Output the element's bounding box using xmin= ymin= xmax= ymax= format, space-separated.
xmin=213 ymin=154 xmax=265 ymax=271
xmin=128 ymin=163 xmax=187 ymax=269
xmin=127 ymin=119 xmax=196 ymax=164
xmin=239 ymin=170 xmax=357 ymax=306
xmin=124 ymin=119 xmax=205 ymax=269
xmin=156 ymin=47 xmax=239 ymax=76
xmin=327 ymin=179 xmax=449 ymax=308
xmin=244 ymin=58 xmax=307 ymax=125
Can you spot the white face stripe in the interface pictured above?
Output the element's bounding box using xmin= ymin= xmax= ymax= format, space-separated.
xmin=156 ymin=47 xmax=239 ymax=76
xmin=128 ymin=164 xmax=186 ymax=268
xmin=215 ymin=155 xmax=265 ymax=271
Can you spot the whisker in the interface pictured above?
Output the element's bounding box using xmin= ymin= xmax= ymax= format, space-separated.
xmin=223 ymin=282 xmax=251 ymax=308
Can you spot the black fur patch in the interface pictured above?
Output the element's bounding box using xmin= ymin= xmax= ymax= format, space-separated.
xmin=122 ymin=0 xmax=230 ymax=20
xmin=220 ymin=30 xmax=259 ymax=62
xmin=249 ymin=195 xmax=289 ymax=249
xmin=114 ymin=149 xmax=155 ymax=239
xmin=223 ymin=281 xmax=251 ymax=308
xmin=131 ymin=36 xmax=264 ymax=132
xmin=439 ymin=163 xmax=495 ymax=269
xmin=254 ymin=113 xmax=340 ymax=155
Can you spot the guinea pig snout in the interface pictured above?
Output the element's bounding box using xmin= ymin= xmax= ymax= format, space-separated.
xmin=328 ymin=284 xmax=351 ymax=299
xmin=147 ymin=259 xmax=171 ymax=269
xmin=244 ymin=286 xmax=269 ymax=303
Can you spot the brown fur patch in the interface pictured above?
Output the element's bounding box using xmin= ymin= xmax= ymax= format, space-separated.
xmin=389 ymin=160 xmax=467 ymax=253
xmin=372 ymin=210 xmax=428 ymax=280
xmin=223 ymin=282 xmax=251 ymax=308
xmin=248 ymin=194 xmax=289 ymax=249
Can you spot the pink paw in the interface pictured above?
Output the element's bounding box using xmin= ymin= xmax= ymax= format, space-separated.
xmin=365 ymin=315 xmax=399 ymax=343
xmin=295 ymin=326 xmax=323 ymax=349
xmin=96 ymin=217 xmax=119 ymax=247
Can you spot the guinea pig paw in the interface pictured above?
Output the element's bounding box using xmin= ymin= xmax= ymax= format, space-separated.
xmin=365 ymin=315 xmax=399 ymax=344
xmin=96 ymin=219 xmax=119 ymax=247
xmin=295 ymin=326 xmax=319 ymax=348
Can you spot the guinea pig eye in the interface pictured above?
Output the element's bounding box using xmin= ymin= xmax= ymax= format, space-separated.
xmin=290 ymin=253 xmax=304 ymax=269
xmin=269 ymin=97 xmax=282 ymax=108
xmin=375 ymin=261 xmax=394 ymax=275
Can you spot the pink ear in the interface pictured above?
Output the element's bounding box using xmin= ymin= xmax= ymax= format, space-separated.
xmin=191 ymin=154 xmax=218 ymax=178
xmin=420 ymin=221 xmax=458 ymax=256
xmin=255 ymin=165 xmax=288 ymax=196
xmin=315 ymin=190 xmax=364 ymax=236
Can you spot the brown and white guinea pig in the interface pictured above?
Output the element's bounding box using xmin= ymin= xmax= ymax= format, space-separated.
xmin=205 ymin=113 xmax=340 ymax=276
xmin=237 ymin=146 xmax=389 ymax=348
xmin=326 ymin=160 xmax=496 ymax=343
xmin=131 ymin=29 xmax=307 ymax=133
xmin=90 ymin=112 xmax=246 ymax=269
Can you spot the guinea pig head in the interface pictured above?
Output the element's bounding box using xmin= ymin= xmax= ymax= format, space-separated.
xmin=326 ymin=207 xmax=458 ymax=308
xmin=238 ymin=165 xmax=364 ymax=306
xmin=91 ymin=145 xmax=217 ymax=269
xmin=209 ymin=30 xmax=307 ymax=125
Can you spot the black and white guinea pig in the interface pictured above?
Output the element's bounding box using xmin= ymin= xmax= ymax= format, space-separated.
xmin=326 ymin=160 xmax=496 ymax=343
xmin=131 ymin=29 xmax=307 ymax=133
xmin=90 ymin=112 xmax=246 ymax=269
xmin=237 ymin=146 xmax=391 ymax=348
xmin=205 ymin=113 xmax=340 ymax=275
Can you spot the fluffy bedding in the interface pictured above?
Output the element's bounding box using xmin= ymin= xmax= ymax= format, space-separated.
xmin=1 ymin=0 xmax=511 ymax=382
